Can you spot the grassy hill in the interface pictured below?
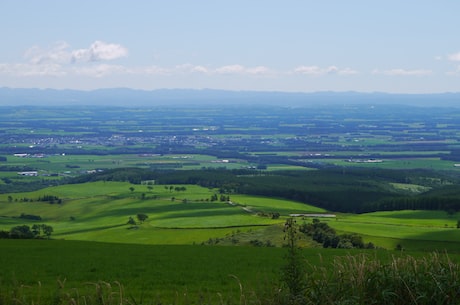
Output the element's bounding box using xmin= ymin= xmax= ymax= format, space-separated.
xmin=0 ymin=181 xmax=322 ymax=245
xmin=1 ymin=181 xmax=459 ymax=251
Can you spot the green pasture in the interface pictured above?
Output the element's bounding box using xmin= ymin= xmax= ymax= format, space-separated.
xmin=319 ymin=210 xmax=460 ymax=251
xmin=1 ymin=181 xmax=460 ymax=251
xmin=230 ymin=195 xmax=326 ymax=215
xmin=0 ymin=182 xmax=291 ymax=245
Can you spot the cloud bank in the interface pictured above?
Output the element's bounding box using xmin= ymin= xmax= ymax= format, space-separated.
xmin=24 ymin=41 xmax=128 ymax=65
xmin=1 ymin=41 xmax=454 ymax=83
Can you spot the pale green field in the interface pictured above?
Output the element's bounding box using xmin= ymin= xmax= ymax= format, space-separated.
xmin=0 ymin=182 xmax=291 ymax=244
xmin=1 ymin=182 xmax=460 ymax=251
xmin=319 ymin=210 xmax=460 ymax=251
xmin=230 ymin=194 xmax=326 ymax=214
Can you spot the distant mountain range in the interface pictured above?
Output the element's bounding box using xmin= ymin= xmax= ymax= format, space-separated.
xmin=1 ymin=87 xmax=460 ymax=107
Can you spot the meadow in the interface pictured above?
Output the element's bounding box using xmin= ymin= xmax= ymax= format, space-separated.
xmin=1 ymin=181 xmax=459 ymax=252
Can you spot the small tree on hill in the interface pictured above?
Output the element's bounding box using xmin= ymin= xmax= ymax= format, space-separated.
xmin=127 ymin=216 xmax=136 ymax=225
xmin=137 ymin=213 xmax=148 ymax=224
xmin=281 ymin=218 xmax=307 ymax=304
xmin=41 ymin=224 xmax=53 ymax=239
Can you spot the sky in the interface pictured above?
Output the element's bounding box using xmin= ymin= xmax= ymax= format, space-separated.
xmin=1 ymin=0 xmax=460 ymax=93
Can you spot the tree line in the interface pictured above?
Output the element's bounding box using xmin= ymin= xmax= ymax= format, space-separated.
xmin=0 ymin=224 xmax=53 ymax=239
xmin=300 ymin=219 xmax=375 ymax=249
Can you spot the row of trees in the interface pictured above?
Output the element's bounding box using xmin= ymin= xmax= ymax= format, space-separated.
xmin=7 ymin=195 xmax=62 ymax=204
xmin=300 ymin=219 xmax=375 ymax=249
xmin=127 ymin=213 xmax=149 ymax=226
xmin=0 ymin=224 xmax=53 ymax=239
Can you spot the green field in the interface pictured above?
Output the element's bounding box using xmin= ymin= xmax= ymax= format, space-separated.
xmin=1 ymin=181 xmax=459 ymax=252
xmin=0 ymin=239 xmax=286 ymax=303
xmin=0 ymin=181 xmax=323 ymax=246
xmin=3 ymin=238 xmax=445 ymax=304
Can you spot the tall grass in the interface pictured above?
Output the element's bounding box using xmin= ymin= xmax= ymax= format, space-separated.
xmin=277 ymin=252 xmax=460 ymax=305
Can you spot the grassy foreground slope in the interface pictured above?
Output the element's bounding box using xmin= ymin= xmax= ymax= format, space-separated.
xmin=1 ymin=239 xmax=460 ymax=305
xmin=0 ymin=239 xmax=286 ymax=303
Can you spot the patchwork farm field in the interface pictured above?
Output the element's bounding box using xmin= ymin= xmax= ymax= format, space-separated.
xmin=1 ymin=181 xmax=459 ymax=252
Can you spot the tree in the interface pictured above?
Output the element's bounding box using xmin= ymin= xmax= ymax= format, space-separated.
xmin=137 ymin=213 xmax=148 ymax=223
xmin=457 ymin=220 xmax=460 ymax=229
xmin=127 ymin=216 xmax=136 ymax=225
xmin=7 ymin=195 xmax=13 ymax=203
xmin=129 ymin=186 xmax=135 ymax=193
xmin=32 ymin=224 xmax=41 ymax=237
xmin=281 ymin=218 xmax=307 ymax=303
xmin=41 ymin=224 xmax=53 ymax=239
xmin=9 ymin=225 xmax=34 ymax=239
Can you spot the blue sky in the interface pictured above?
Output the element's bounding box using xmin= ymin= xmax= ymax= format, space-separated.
xmin=1 ymin=0 xmax=460 ymax=93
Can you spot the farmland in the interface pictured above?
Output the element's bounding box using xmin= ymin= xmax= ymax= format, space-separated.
xmin=1 ymin=104 xmax=460 ymax=303
xmin=0 ymin=180 xmax=459 ymax=251
xmin=1 ymin=104 xmax=460 ymax=249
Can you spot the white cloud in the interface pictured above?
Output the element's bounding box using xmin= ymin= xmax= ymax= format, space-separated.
xmin=373 ymin=69 xmax=432 ymax=76
xmin=24 ymin=41 xmax=72 ymax=65
xmin=215 ymin=65 xmax=246 ymax=74
xmin=214 ymin=64 xmax=272 ymax=76
xmin=447 ymin=52 xmax=460 ymax=62
xmin=23 ymin=41 xmax=128 ymax=65
xmin=246 ymin=66 xmax=271 ymax=75
xmin=338 ymin=67 xmax=359 ymax=75
xmin=293 ymin=65 xmax=356 ymax=75
xmin=175 ymin=64 xmax=209 ymax=74
xmin=71 ymin=41 xmax=128 ymax=63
